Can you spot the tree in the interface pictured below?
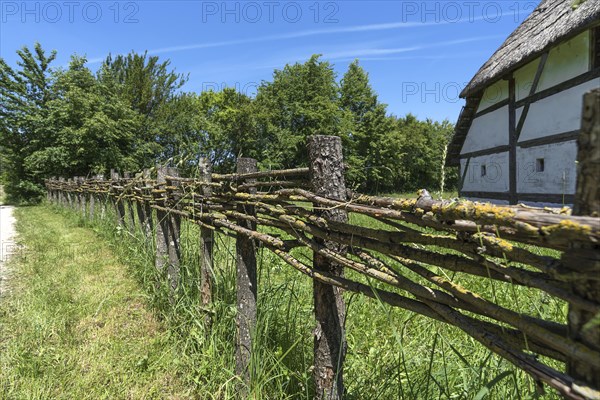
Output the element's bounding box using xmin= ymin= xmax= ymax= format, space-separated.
xmin=0 ymin=43 xmax=56 ymax=202
xmin=253 ymin=55 xmax=345 ymax=168
xmin=30 ymin=56 xmax=141 ymax=178
xmin=339 ymin=60 xmax=401 ymax=192
xmin=98 ymin=51 xmax=188 ymax=166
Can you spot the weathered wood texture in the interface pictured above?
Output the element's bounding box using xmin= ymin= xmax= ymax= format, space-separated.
xmin=123 ymin=172 xmax=136 ymax=232
xmin=308 ymin=135 xmax=348 ymax=400
xmin=155 ymin=166 xmax=170 ymax=276
xmin=199 ymin=158 xmax=214 ymax=322
xmin=566 ymin=88 xmax=600 ymax=387
xmin=110 ymin=170 xmax=126 ymax=226
xmin=235 ymin=157 xmax=258 ymax=386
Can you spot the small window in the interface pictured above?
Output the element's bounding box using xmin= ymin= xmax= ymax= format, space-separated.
xmin=536 ymin=158 xmax=545 ymax=172
xmin=481 ymin=165 xmax=487 ymax=177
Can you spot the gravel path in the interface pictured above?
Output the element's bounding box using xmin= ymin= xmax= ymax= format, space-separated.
xmin=0 ymin=205 xmax=17 ymax=297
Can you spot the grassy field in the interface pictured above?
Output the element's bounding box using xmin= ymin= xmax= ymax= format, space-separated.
xmin=0 ymin=201 xmax=566 ymax=399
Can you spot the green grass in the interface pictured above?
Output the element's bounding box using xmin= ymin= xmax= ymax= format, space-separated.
xmin=0 ymin=200 xmax=566 ymax=399
xmin=0 ymin=206 xmax=194 ymax=399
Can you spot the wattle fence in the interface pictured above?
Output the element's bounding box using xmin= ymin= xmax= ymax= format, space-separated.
xmin=45 ymin=92 xmax=600 ymax=399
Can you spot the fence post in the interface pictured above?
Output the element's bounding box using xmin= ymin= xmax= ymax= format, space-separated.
xmin=155 ymin=166 xmax=181 ymax=295
xmin=199 ymin=157 xmax=214 ymax=322
xmin=166 ymin=168 xmax=181 ymax=293
xmin=79 ymin=177 xmax=87 ymax=216
xmin=99 ymin=174 xmax=107 ymax=220
xmin=88 ymin=175 xmax=99 ymax=220
xmin=66 ymin=178 xmax=73 ymax=208
xmin=565 ymin=88 xmax=600 ymax=388
xmin=235 ymin=157 xmax=258 ymax=387
xmin=156 ymin=166 xmax=169 ymax=277
xmin=47 ymin=178 xmax=53 ymax=203
xmin=111 ymin=170 xmax=126 ymax=226
xmin=308 ymin=135 xmax=348 ymax=400
xmin=123 ymin=172 xmax=136 ymax=231
xmin=142 ymin=169 xmax=154 ymax=239
xmin=73 ymin=177 xmax=80 ymax=211
xmin=59 ymin=177 xmax=65 ymax=206
xmin=134 ymin=170 xmax=148 ymax=237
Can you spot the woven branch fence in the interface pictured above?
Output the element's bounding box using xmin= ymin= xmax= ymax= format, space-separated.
xmin=45 ymin=91 xmax=600 ymax=400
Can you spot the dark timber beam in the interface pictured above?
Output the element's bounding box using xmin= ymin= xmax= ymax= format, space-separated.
xmin=515 ymin=52 xmax=548 ymax=141
xmin=508 ymin=75 xmax=517 ymax=205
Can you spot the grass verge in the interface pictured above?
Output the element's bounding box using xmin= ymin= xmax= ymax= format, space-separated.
xmin=0 ymin=206 xmax=194 ymax=399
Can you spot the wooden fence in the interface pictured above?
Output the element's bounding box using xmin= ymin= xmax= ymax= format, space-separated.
xmin=45 ymin=92 xmax=600 ymax=399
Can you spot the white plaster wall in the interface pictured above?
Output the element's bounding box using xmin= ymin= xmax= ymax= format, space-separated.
xmin=518 ymin=79 xmax=600 ymax=142
xmin=514 ymin=57 xmax=540 ymax=102
xmin=477 ymin=79 xmax=509 ymax=112
xmin=460 ymin=152 xmax=509 ymax=193
xmin=516 ymin=140 xmax=577 ymax=194
xmin=461 ymin=106 xmax=509 ymax=153
xmin=518 ymin=200 xmax=573 ymax=208
xmin=463 ymin=198 xmax=510 ymax=206
xmin=537 ymin=31 xmax=590 ymax=92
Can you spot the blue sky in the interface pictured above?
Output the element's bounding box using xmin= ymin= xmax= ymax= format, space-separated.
xmin=1 ymin=0 xmax=541 ymax=122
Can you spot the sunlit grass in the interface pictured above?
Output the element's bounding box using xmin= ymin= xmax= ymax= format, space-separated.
xmin=1 ymin=199 xmax=566 ymax=399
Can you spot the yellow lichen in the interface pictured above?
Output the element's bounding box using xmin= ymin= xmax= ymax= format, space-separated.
xmin=541 ymin=219 xmax=593 ymax=237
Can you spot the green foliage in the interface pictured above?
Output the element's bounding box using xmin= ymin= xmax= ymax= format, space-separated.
xmin=34 ymin=55 xmax=141 ymax=177
xmin=1 ymin=46 xmax=458 ymax=202
xmin=98 ymin=51 xmax=188 ymax=168
xmin=253 ymin=55 xmax=346 ymax=168
xmin=0 ymin=43 xmax=57 ymax=203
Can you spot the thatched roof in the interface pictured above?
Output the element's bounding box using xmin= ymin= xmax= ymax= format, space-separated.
xmin=461 ymin=0 xmax=600 ymax=98
xmin=446 ymin=0 xmax=600 ymax=167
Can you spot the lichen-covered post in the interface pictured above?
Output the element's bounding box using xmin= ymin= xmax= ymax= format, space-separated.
xmin=98 ymin=174 xmax=107 ymax=220
xmin=308 ymin=135 xmax=348 ymax=400
xmin=58 ymin=177 xmax=66 ymax=206
xmin=47 ymin=178 xmax=53 ymax=203
xmin=66 ymin=178 xmax=74 ymax=208
xmin=73 ymin=177 xmax=80 ymax=211
xmin=565 ymin=88 xmax=600 ymax=388
xmin=88 ymin=174 xmax=101 ymax=220
xmin=79 ymin=177 xmax=87 ymax=216
xmin=199 ymin=158 xmax=214 ymax=323
xmin=155 ymin=166 xmax=181 ymax=296
xmin=134 ymin=169 xmax=150 ymax=238
xmin=111 ymin=170 xmax=126 ymax=226
xmin=235 ymin=157 xmax=258 ymax=387
xmin=141 ymin=169 xmax=154 ymax=240
xmin=155 ymin=166 xmax=169 ymax=280
xmin=123 ymin=172 xmax=136 ymax=231
xmin=166 ymin=167 xmax=181 ymax=293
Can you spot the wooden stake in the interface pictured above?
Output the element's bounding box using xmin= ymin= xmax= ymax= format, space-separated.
xmin=111 ymin=170 xmax=126 ymax=226
xmin=235 ymin=157 xmax=258 ymax=387
xmin=308 ymin=135 xmax=348 ymax=400
xmin=199 ymin=158 xmax=214 ymax=325
xmin=566 ymin=88 xmax=600 ymax=388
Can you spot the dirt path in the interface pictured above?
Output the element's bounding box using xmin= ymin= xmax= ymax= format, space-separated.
xmin=0 ymin=205 xmax=17 ymax=297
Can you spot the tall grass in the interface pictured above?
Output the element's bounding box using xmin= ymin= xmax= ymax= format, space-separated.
xmin=47 ymin=199 xmax=565 ymax=399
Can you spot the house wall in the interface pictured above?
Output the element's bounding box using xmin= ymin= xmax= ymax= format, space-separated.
xmin=460 ymin=152 xmax=509 ymax=193
xmin=477 ymin=80 xmax=509 ymax=112
xmin=461 ymin=106 xmax=509 ymax=153
xmin=516 ymin=140 xmax=577 ymax=194
xmin=518 ymin=80 xmax=598 ymax=141
xmin=458 ymin=28 xmax=599 ymax=205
